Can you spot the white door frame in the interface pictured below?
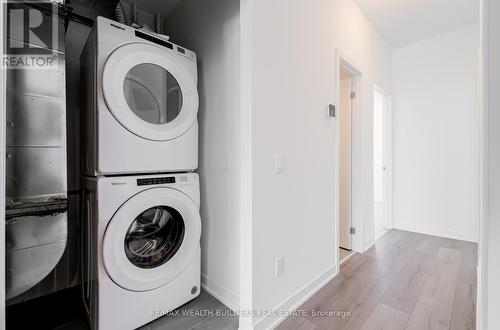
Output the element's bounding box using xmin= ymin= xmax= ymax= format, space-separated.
xmin=1 ymin=0 xmax=6 ymax=327
xmin=373 ymin=85 xmax=393 ymax=235
xmin=334 ymin=49 xmax=362 ymax=268
xmin=238 ymin=0 xmax=254 ymax=329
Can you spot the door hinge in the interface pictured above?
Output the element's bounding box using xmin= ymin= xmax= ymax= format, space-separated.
xmin=350 ymin=227 xmax=356 ymax=235
xmin=350 ymin=92 xmax=356 ymax=99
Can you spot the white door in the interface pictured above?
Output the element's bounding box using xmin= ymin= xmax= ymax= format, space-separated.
xmin=339 ymin=70 xmax=352 ymax=250
xmin=103 ymin=187 xmax=201 ymax=292
xmin=373 ymin=88 xmax=390 ymax=239
xmin=102 ymin=43 xmax=199 ymax=141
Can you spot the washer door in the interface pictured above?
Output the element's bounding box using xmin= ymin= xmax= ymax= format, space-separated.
xmin=102 ymin=187 xmax=200 ymax=292
xmin=102 ymin=42 xmax=198 ymax=141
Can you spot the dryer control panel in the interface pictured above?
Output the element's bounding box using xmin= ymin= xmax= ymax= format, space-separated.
xmin=135 ymin=31 xmax=173 ymax=49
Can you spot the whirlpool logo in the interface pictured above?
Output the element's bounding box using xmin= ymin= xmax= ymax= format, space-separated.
xmin=111 ymin=182 xmax=127 ymax=186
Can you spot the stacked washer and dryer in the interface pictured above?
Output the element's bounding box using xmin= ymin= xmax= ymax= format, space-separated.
xmin=80 ymin=17 xmax=201 ymax=330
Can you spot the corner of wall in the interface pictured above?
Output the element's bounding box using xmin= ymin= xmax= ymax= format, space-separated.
xmin=393 ymin=223 xmax=479 ymax=243
xmin=254 ymin=264 xmax=338 ymax=330
xmin=201 ymin=274 xmax=240 ymax=312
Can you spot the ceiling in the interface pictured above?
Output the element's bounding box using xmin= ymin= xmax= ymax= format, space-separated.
xmin=353 ymin=0 xmax=479 ymax=48
xmin=132 ymin=0 xmax=183 ymax=17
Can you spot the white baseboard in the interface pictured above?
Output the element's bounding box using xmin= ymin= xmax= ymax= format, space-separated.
xmin=253 ymin=264 xmax=338 ymax=330
xmin=375 ymin=228 xmax=389 ymax=241
xmin=476 ymin=264 xmax=481 ymax=330
xmin=393 ymin=223 xmax=478 ymax=242
xmin=363 ymin=240 xmax=375 ymax=253
xmin=201 ymin=273 xmax=239 ymax=312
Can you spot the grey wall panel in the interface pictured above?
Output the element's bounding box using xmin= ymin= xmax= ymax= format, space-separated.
xmin=6 ymin=147 xmax=67 ymax=204
xmin=5 ymin=7 xmax=72 ymax=304
xmin=6 ymin=93 xmax=66 ymax=147
xmin=5 ymin=54 xmax=65 ymax=99
xmin=5 ymin=211 xmax=67 ymax=301
xmin=6 ymin=211 xmax=67 ymax=250
xmin=7 ymin=197 xmax=79 ymax=305
xmin=6 ymin=1 xmax=119 ymax=303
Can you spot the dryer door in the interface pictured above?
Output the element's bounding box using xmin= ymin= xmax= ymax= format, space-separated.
xmin=102 ymin=42 xmax=198 ymax=141
xmin=102 ymin=187 xmax=201 ymax=292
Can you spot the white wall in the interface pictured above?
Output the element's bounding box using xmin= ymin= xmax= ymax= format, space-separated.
xmin=165 ymin=0 xmax=241 ymax=311
xmin=480 ymin=0 xmax=500 ymax=328
xmin=241 ymin=0 xmax=392 ymax=328
xmin=392 ymin=24 xmax=480 ymax=242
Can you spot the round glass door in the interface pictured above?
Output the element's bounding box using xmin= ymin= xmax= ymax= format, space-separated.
xmin=125 ymin=206 xmax=185 ymax=269
xmin=123 ymin=64 xmax=183 ymax=125
xmin=102 ymin=187 xmax=201 ymax=292
xmin=102 ymin=43 xmax=199 ymax=141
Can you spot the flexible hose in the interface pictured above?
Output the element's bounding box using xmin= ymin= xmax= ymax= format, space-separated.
xmin=115 ymin=2 xmax=128 ymax=25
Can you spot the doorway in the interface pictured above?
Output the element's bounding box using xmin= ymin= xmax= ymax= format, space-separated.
xmin=337 ymin=59 xmax=360 ymax=264
xmin=373 ymin=87 xmax=391 ymax=240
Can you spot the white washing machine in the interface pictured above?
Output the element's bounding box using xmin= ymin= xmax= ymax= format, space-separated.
xmin=81 ymin=16 xmax=199 ymax=176
xmin=81 ymin=173 xmax=201 ymax=330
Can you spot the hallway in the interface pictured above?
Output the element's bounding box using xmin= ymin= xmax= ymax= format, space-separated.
xmin=277 ymin=230 xmax=477 ymax=329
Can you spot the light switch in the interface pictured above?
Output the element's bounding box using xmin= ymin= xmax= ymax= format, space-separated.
xmin=275 ymin=153 xmax=285 ymax=173
xmin=329 ymin=104 xmax=336 ymax=117
xmin=223 ymin=155 xmax=232 ymax=172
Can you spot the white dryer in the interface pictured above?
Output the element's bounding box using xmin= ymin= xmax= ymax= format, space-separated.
xmin=81 ymin=173 xmax=201 ymax=330
xmin=81 ymin=17 xmax=199 ymax=175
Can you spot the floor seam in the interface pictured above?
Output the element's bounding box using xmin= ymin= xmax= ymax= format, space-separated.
xmin=448 ymin=255 xmax=465 ymax=330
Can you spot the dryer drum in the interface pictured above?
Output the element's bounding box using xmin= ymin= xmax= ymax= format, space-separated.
xmin=124 ymin=206 xmax=185 ymax=268
xmin=123 ymin=63 xmax=183 ymax=125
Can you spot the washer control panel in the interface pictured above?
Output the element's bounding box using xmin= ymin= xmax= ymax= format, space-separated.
xmin=137 ymin=177 xmax=175 ymax=186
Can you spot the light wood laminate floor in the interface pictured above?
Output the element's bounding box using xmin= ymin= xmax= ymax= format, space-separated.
xmin=277 ymin=230 xmax=477 ymax=330
xmin=339 ymin=248 xmax=354 ymax=263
